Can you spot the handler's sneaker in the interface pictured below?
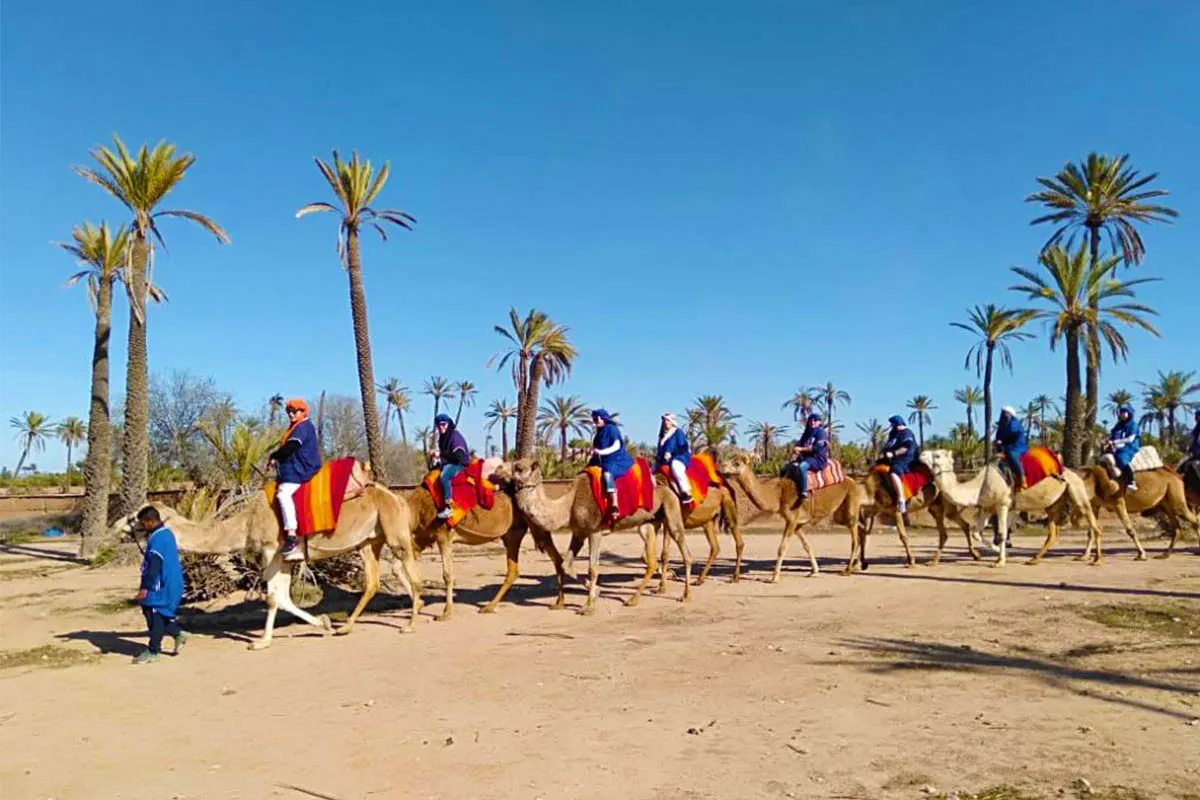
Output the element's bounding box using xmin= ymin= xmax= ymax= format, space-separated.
xmin=132 ymin=649 xmax=159 ymax=665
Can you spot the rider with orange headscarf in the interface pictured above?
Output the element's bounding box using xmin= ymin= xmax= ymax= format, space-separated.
xmin=267 ymin=398 xmax=321 ymax=561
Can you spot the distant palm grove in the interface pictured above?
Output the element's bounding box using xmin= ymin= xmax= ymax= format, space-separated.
xmin=4 ymin=139 xmax=1193 ymax=558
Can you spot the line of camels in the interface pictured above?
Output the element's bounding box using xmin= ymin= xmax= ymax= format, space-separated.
xmin=123 ymin=449 xmax=1200 ymax=651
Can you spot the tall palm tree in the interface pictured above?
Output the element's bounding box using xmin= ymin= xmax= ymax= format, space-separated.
xmin=1032 ymin=394 xmax=1057 ymax=443
xmin=1104 ymin=389 xmax=1133 ymax=419
xmin=377 ymin=377 xmax=404 ymax=439
xmin=423 ymin=377 xmax=456 ymax=422
xmin=1021 ymin=402 xmax=1039 ymax=440
xmin=489 ymin=308 xmax=577 ymax=458
xmin=10 ymin=411 xmax=54 ymax=476
xmin=60 ymin=221 xmax=129 ymax=551
xmin=950 ymin=304 xmax=1033 ymax=458
xmin=1010 ymin=245 xmax=1159 ymax=466
xmin=781 ymin=390 xmax=816 ymax=422
xmin=1138 ymin=393 xmax=1167 ymax=440
xmin=297 ymin=150 xmax=416 ymax=482
xmin=379 ymin=379 xmax=411 ymax=444
xmin=746 ymin=420 xmax=785 ymax=461
xmin=856 ymin=419 xmax=886 ymax=462
xmin=415 ymin=426 xmax=432 ymax=468
xmin=537 ymin=395 xmax=591 ymax=462
xmin=906 ymin=396 xmax=936 ymax=448
xmin=953 ymin=385 xmax=983 ymax=436
xmin=76 ymin=136 xmax=230 ymax=513
xmin=1028 ymin=153 xmax=1177 ymax=462
xmin=56 ymin=417 xmax=87 ymax=481
xmin=1140 ymin=370 xmax=1199 ymax=447
xmin=484 ymin=399 xmax=518 ymax=458
xmin=809 ymin=382 xmax=851 ymax=437
xmin=454 ymin=380 xmax=478 ymax=426
xmin=268 ymin=394 xmax=285 ymax=427
xmin=687 ymin=395 xmax=739 ymax=452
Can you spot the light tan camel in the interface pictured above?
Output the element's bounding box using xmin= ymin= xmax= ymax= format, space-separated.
xmin=1075 ymin=466 xmax=1199 ymax=559
xmin=403 ymin=486 xmax=570 ymax=618
xmin=921 ymin=449 xmax=1105 ymax=566
xmin=855 ymin=468 xmax=976 ymax=570
xmin=119 ymin=485 xmax=424 ymax=650
xmin=504 ymin=458 xmax=689 ymax=614
xmin=719 ymin=452 xmax=862 ymax=580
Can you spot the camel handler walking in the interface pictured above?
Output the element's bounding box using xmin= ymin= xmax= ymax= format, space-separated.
xmin=267 ymin=398 xmax=322 ymax=561
xmin=878 ymin=415 xmax=919 ymax=513
xmin=655 ymin=412 xmax=694 ymax=505
xmin=132 ymin=505 xmax=187 ymax=665
xmin=995 ymin=406 xmax=1029 ymax=490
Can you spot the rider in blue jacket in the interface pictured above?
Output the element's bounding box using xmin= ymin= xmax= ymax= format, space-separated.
xmin=655 ymin=412 xmax=693 ymax=504
xmin=789 ymin=413 xmax=829 ymax=501
xmin=133 ymin=505 xmax=186 ymax=665
xmin=878 ymin=415 xmax=919 ymax=513
xmin=994 ymin=405 xmax=1030 ymax=490
xmin=590 ymin=409 xmax=634 ymax=513
xmin=1107 ymin=404 xmax=1141 ymax=491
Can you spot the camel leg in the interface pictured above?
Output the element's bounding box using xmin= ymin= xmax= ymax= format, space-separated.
xmin=582 ymin=530 xmax=602 ymax=616
xmin=565 ymin=533 xmax=586 ymax=581
xmin=249 ymin=556 xmax=331 ymax=651
xmin=992 ymin=507 xmax=1010 ymax=567
xmin=729 ymin=523 xmax=745 ymax=583
xmin=843 ymin=514 xmax=864 ymax=575
xmin=626 ymin=523 xmax=657 ymax=607
xmin=384 ymin=542 xmax=424 ymax=635
xmin=697 ymin=521 xmax=719 ymax=585
xmin=860 ymin=513 xmax=875 ymax=571
xmin=1121 ymin=512 xmax=1148 ymax=561
xmin=339 ymin=539 xmax=383 ymax=634
xmin=482 ymin=529 xmax=523 ymax=613
xmin=771 ymin=522 xmax=794 ymax=583
xmin=673 ymin=527 xmax=693 ymax=602
xmin=1156 ymin=512 xmax=1182 ymax=560
xmin=435 ymin=531 xmax=455 ymax=621
xmin=794 ymin=522 xmax=820 ymax=577
xmin=894 ymin=512 xmax=916 ymax=568
xmin=928 ymin=507 xmax=948 ymax=566
xmin=656 ymin=522 xmax=671 ymax=595
xmin=1028 ymin=518 xmax=1059 ymax=565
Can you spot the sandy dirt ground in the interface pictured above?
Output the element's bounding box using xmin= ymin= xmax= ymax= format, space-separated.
xmin=1 ymin=523 xmax=1198 ymax=800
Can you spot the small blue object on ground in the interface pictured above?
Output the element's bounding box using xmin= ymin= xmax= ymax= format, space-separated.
xmin=42 ymin=527 xmax=65 ymax=538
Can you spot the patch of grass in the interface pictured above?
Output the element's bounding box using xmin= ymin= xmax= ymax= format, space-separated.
xmin=0 ymin=529 xmax=42 ymax=545
xmin=0 ymin=644 xmax=97 ymax=671
xmin=290 ymin=581 xmax=323 ymax=607
xmin=1078 ymin=603 xmax=1200 ymax=639
xmin=1081 ymin=787 xmax=1155 ymax=800
xmin=95 ymin=597 xmax=137 ymax=614
xmin=0 ymin=565 xmax=76 ymax=582
xmin=882 ymin=771 xmax=932 ymax=790
xmin=937 ymin=786 xmax=1041 ymax=800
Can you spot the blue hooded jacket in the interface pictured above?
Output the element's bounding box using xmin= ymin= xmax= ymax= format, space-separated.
xmin=883 ymin=425 xmax=919 ymax=469
xmin=140 ymin=526 xmax=184 ymax=617
xmin=801 ymin=425 xmax=830 ymax=470
xmin=435 ymin=414 xmax=470 ymax=467
xmin=591 ymin=409 xmax=635 ymax=477
xmin=995 ymin=413 xmax=1029 ymax=459
xmin=1109 ymin=406 xmax=1141 ymax=467
xmin=655 ymin=428 xmax=691 ymax=469
xmin=275 ymin=418 xmax=321 ymax=485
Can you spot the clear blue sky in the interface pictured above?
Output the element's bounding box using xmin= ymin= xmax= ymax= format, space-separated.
xmin=1 ymin=1 xmax=1197 ymax=471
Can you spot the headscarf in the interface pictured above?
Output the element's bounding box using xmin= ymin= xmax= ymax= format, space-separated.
xmin=280 ymin=398 xmax=310 ymax=446
xmin=659 ymin=412 xmax=678 ymax=445
xmin=1118 ymin=404 xmax=1135 ymax=419
xmin=591 ymin=408 xmax=615 ymax=426
xmin=434 ymin=413 xmax=455 ymax=429
xmin=1001 ymin=406 xmax=1017 ymax=418
xmin=888 ymin=415 xmax=905 ymax=428
xmin=807 ymin=412 xmax=823 ymax=423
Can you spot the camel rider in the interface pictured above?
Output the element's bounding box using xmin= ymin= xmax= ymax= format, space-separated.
xmin=1106 ymin=404 xmax=1141 ymax=492
xmin=994 ymin=406 xmax=1029 ymax=490
xmin=1177 ymin=409 xmax=1200 ymax=475
xmin=590 ymin=408 xmax=634 ymax=517
xmin=789 ymin=412 xmax=829 ymax=501
xmin=268 ymin=398 xmax=321 ymax=562
xmin=878 ymin=415 xmax=919 ymax=513
xmin=779 ymin=415 xmax=815 ymax=482
xmin=655 ymin=412 xmax=693 ymax=505
xmin=433 ymin=414 xmax=470 ymax=520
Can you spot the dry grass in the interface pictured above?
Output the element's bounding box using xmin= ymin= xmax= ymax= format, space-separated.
xmin=0 ymin=565 xmax=77 ymax=582
xmin=1078 ymin=602 xmax=1200 ymax=639
xmin=0 ymin=644 xmax=97 ymax=671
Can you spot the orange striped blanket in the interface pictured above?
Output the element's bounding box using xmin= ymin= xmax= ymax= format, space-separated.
xmin=585 ymin=458 xmax=655 ymax=523
xmin=807 ymin=460 xmax=847 ymax=491
xmin=264 ymin=457 xmax=365 ymax=536
xmin=871 ymin=461 xmax=932 ymax=502
xmin=422 ymin=459 xmax=497 ymax=528
xmin=656 ymin=452 xmax=725 ymax=503
xmin=1017 ymin=446 xmax=1064 ymax=489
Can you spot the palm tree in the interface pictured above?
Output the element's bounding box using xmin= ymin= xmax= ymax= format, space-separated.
xmin=1138 ymin=393 xmax=1167 ymax=440
xmin=1140 ymin=370 xmax=1199 ymax=447
xmin=1032 ymin=394 xmax=1057 ymax=443
xmin=1010 ymin=244 xmax=1159 ymax=466
xmin=198 ymin=418 xmax=277 ymax=490
xmin=76 ymin=136 xmax=230 ymax=513
xmin=686 ymin=395 xmax=739 ymax=452
xmin=809 ymin=382 xmax=851 ymax=437
xmin=423 ymin=377 xmax=456 ymax=422
xmin=379 ymin=379 xmax=411 ymax=444
xmin=1021 ymin=402 xmax=1039 ymax=439
xmin=489 ymin=308 xmax=577 ymax=458
xmin=377 ymin=378 xmax=404 ymax=439
xmin=454 ymin=380 xmax=478 ymax=426
xmin=60 ymin=221 xmax=129 ymax=551
xmin=1028 ymin=153 xmax=1177 ymax=462
xmin=1104 ymin=389 xmax=1133 ymax=419
xmin=746 ymin=420 xmax=786 ymax=461
xmin=296 ymin=150 xmax=416 ymax=482
xmin=856 ymin=419 xmax=886 ymax=462
xmin=10 ymin=411 xmax=53 ymax=476
xmin=415 ymin=426 xmax=432 ymax=468
xmin=953 ymin=385 xmax=983 ymax=436
xmin=537 ymin=395 xmax=591 ymax=462
xmin=56 ymin=417 xmax=87 ymax=482
xmin=781 ymin=391 xmax=816 ymax=422
xmin=950 ymin=304 xmax=1033 ymax=458
xmin=906 ymin=396 xmax=936 ymax=447
xmin=268 ymin=394 xmax=285 ymax=427
xmin=484 ymin=399 xmax=518 ymax=458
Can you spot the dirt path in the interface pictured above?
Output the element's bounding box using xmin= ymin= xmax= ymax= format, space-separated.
xmin=2 ymin=526 xmax=1198 ymax=800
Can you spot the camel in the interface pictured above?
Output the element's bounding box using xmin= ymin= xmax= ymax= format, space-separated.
xmin=855 ymin=468 xmax=976 ymax=570
xmin=403 ymin=484 xmax=570 ymax=618
xmin=920 ymin=449 xmax=1105 ymax=566
xmin=1075 ymin=466 xmax=1199 ymax=559
xmin=503 ymin=458 xmax=689 ymax=614
xmin=118 ymin=484 xmax=424 ymax=650
xmin=718 ymin=452 xmax=863 ymax=580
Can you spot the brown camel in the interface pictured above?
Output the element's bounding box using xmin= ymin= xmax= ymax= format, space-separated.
xmin=403 ymin=485 xmax=570 ymax=618
xmin=504 ymin=458 xmax=689 ymax=614
xmin=117 ymin=484 xmax=424 ymax=650
xmin=855 ymin=468 xmax=976 ymax=570
xmin=1076 ymin=466 xmax=1200 ymax=559
xmin=719 ymin=452 xmax=863 ymax=580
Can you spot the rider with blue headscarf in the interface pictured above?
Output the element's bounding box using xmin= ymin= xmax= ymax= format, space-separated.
xmin=590 ymin=408 xmax=634 ymax=511
xmin=995 ymin=405 xmax=1030 ymax=490
xmin=1106 ymin=404 xmax=1141 ymax=491
xmin=434 ymin=413 xmax=470 ymax=519
xmin=788 ymin=412 xmax=829 ymax=501
xmin=878 ymin=415 xmax=919 ymax=513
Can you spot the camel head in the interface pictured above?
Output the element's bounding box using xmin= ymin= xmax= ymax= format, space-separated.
xmin=920 ymin=449 xmax=956 ymax=478
xmin=508 ymin=457 xmax=544 ymax=491
xmin=718 ymin=451 xmax=754 ymax=477
xmin=481 ymin=457 xmax=510 ymax=486
xmin=110 ymin=501 xmax=179 ymax=544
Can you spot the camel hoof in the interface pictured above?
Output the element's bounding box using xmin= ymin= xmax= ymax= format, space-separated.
xmin=694 ymin=576 xmax=707 ymax=586
xmin=1154 ymin=552 xmax=1171 ymax=560
xmin=1134 ymin=553 xmax=1148 ymax=561
xmin=247 ymin=639 xmax=271 ymax=651
xmin=1024 ymin=559 xmax=1041 ymax=566
xmin=478 ymin=605 xmax=498 ymax=615
xmin=1089 ymin=560 xmax=1102 ymax=567
xmin=1073 ymin=555 xmax=1087 ymax=562
xmin=580 ymin=605 xmax=596 ymax=617
xmin=623 ymin=596 xmax=640 ymax=607
xmin=333 ymin=625 xmax=353 ymax=637
xmin=729 ymin=575 xmax=741 ymax=584
xmin=991 ymin=562 xmax=1005 ymax=569
xmin=437 ymin=611 xmax=452 ymax=622
xmin=905 ymin=562 xmax=916 ymax=570
xmin=319 ymin=614 xmax=334 ymax=633
xmin=653 ymin=586 xmax=667 ymax=595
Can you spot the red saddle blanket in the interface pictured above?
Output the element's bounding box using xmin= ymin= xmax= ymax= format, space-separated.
xmin=871 ymin=461 xmax=932 ymax=502
xmin=265 ymin=457 xmax=365 ymax=536
xmin=422 ymin=459 xmax=497 ymax=528
xmin=1018 ymin=446 xmax=1064 ymax=489
xmin=657 ymin=452 xmax=725 ymax=503
xmin=585 ymin=457 xmax=655 ymax=523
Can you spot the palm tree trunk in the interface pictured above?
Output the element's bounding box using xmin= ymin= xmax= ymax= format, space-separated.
xmin=14 ymin=442 xmax=30 ymax=478
xmin=398 ymin=411 xmax=408 ymax=446
xmin=966 ymin=406 xmax=974 ymax=436
xmin=1083 ymin=228 xmax=1102 ymax=465
xmin=983 ymin=343 xmax=995 ymax=459
xmin=454 ymin=396 xmax=465 ymax=426
xmin=345 ymin=229 xmax=387 ymax=482
xmin=1166 ymin=406 xmax=1177 ymax=447
xmin=382 ymin=398 xmax=392 ymax=440
xmin=1063 ymin=326 xmax=1085 ymax=467
xmin=119 ymin=232 xmax=151 ymax=515
xmin=560 ymin=427 xmax=568 ymax=463
xmin=64 ymin=443 xmax=74 ymax=489
xmin=501 ymin=420 xmax=509 ymax=459
xmin=316 ymin=390 xmax=326 ymax=454
xmin=917 ymin=418 xmax=925 ymax=448
xmin=517 ymin=356 xmax=544 ymax=458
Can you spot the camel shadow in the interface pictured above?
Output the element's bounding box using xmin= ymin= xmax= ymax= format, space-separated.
xmin=57 ymin=628 xmax=149 ymax=657
xmin=854 ymin=570 xmax=1200 ymax=600
xmin=827 ymin=635 xmax=1200 ymax=720
xmin=0 ymin=541 xmax=89 ymax=565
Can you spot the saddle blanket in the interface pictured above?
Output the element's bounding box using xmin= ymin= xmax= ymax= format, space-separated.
xmin=807 ymin=460 xmax=846 ymax=492
xmin=422 ymin=459 xmax=497 ymax=528
xmin=871 ymin=462 xmax=931 ymax=502
xmin=265 ymin=457 xmax=366 ymax=536
xmin=657 ymin=452 xmax=725 ymax=503
xmin=1018 ymin=446 xmax=1064 ymax=489
xmin=1100 ymin=446 xmax=1164 ymax=476
xmin=586 ymin=457 xmax=655 ymax=524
